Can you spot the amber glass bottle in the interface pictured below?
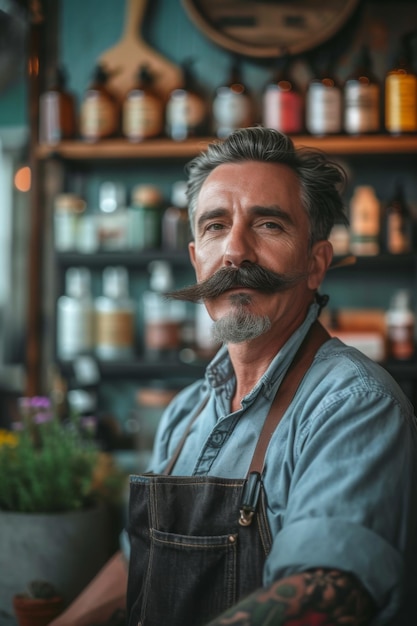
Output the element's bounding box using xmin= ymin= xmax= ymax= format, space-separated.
xmin=166 ymin=59 xmax=208 ymax=141
xmin=122 ymin=64 xmax=164 ymax=142
xmin=306 ymin=61 xmax=342 ymax=136
xmin=212 ymin=57 xmax=254 ymax=138
xmin=385 ymin=33 xmax=417 ymax=134
xmin=344 ymin=45 xmax=381 ymax=135
xmin=80 ymin=65 xmax=120 ymax=142
xmin=39 ymin=66 xmax=77 ymax=144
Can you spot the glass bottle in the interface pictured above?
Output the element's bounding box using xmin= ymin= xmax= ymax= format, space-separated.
xmin=56 ymin=267 xmax=94 ymax=361
xmin=80 ymin=64 xmax=120 ymax=142
xmin=128 ymin=184 xmax=164 ymax=250
xmin=382 ymin=182 xmax=414 ymax=254
xmin=122 ymin=64 xmax=164 ymax=142
xmin=166 ymin=59 xmax=208 ymax=141
xmin=344 ymin=45 xmax=381 ymax=135
xmin=97 ymin=181 xmax=128 ymax=251
xmin=162 ymin=180 xmax=190 ymax=252
xmin=212 ymin=57 xmax=254 ymax=138
xmin=385 ymin=32 xmax=417 ymax=135
xmin=39 ymin=66 xmax=77 ymax=145
xmin=142 ymin=261 xmax=186 ymax=360
xmin=263 ymin=54 xmax=303 ymax=134
xmin=386 ymin=290 xmax=415 ymax=361
xmin=95 ymin=266 xmax=135 ymax=360
xmin=306 ymin=61 xmax=342 ymax=136
xmin=349 ymin=185 xmax=380 ymax=256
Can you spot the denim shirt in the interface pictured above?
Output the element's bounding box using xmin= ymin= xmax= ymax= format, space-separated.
xmin=149 ymin=303 xmax=417 ymax=625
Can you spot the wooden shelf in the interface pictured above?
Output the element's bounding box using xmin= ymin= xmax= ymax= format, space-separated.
xmin=36 ymin=134 xmax=417 ymax=161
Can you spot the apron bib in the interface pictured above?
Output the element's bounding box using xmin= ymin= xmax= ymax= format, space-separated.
xmin=127 ymin=321 xmax=329 ymax=626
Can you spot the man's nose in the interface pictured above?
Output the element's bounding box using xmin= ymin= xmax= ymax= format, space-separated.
xmin=223 ymin=224 xmax=257 ymax=267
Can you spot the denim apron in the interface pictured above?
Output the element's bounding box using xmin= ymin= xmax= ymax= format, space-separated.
xmin=127 ymin=321 xmax=329 ymax=626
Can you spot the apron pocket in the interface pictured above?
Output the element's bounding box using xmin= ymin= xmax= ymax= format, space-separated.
xmin=141 ymin=528 xmax=238 ymax=626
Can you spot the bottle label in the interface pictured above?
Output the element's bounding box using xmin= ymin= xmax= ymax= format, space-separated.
xmin=123 ymin=93 xmax=163 ymax=140
xmin=213 ymin=89 xmax=252 ymax=137
xmin=39 ymin=92 xmax=61 ymax=144
xmin=263 ymin=86 xmax=303 ymax=134
xmin=167 ymin=91 xmax=206 ymax=139
xmin=96 ymin=310 xmax=135 ymax=348
xmin=344 ymin=83 xmax=380 ymax=134
xmin=80 ymin=94 xmax=118 ymax=140
xmin=385 ymin=74 xmax=417 ymax=133
xmin=306 ymin=83 xmax=342 ymax=135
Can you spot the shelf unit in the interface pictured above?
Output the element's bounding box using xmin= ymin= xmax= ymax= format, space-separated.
xmin=36 ymin=134 xmax=417 ymax=161
xmin=28 ymin=132 xmax=417 ymax=411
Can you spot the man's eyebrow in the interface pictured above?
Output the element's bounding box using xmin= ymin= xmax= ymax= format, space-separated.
xmin=196 ymin=208 xmax=228 ymax=230
xmin=196 ymin=205 xmax=295 ymax=231
xmin=249 ymin=205 xmax=294 ymax=224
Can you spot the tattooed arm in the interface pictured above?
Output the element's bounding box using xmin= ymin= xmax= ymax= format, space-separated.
xmin=205 ymin=568 xmax=375 ymax=626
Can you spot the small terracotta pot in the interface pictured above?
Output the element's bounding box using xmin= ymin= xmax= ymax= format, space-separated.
xmin=13 ymin=594 xmax=64 ymax=626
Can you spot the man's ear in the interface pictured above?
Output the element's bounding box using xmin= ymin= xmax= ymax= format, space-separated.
xmin=188 ymin=240 xmax=197 ymax=271
xmin=307 ymin=240 xmax=333 ymax=290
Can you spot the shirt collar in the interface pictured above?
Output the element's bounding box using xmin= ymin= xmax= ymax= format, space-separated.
xmin=205 ymin=302 xmax=321 ymax=402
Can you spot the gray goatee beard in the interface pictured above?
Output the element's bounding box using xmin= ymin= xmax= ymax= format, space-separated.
xmin=210 ymin=292 xmax=271 ymax=344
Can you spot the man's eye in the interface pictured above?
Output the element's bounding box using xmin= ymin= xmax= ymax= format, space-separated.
xmin=262 ymin=221 xmax=283 ymax=230
xmin=206 ymin=223 xmax=224 ymax=231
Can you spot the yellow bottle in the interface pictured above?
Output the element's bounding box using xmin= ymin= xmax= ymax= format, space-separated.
xmin=385 ymin=33 xmax=417 ymax=134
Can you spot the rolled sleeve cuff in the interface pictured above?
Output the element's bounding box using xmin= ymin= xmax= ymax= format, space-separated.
xmin=264 ymin=518 xmax=403 ymax=623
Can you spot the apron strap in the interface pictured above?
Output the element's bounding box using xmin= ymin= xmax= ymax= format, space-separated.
xmin=249 ymin=320 xmax=330 ymax=475
xmin=239 ymin=320 xmax=330 ymax=526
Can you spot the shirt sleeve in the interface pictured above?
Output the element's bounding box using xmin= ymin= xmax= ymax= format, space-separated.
xmin=264 ymin=384 xmax=417 ymax=624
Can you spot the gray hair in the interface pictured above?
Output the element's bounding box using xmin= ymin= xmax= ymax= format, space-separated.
xmin=185 ymin=127 xmax=347 ymax=244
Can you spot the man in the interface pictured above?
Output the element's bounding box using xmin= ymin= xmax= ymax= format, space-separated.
xmin=127 ymin=127 xmax=417 ymax=626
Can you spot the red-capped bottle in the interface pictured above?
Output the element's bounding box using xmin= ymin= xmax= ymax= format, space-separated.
xmin=263 ymin=55 xmax=303 ymax=134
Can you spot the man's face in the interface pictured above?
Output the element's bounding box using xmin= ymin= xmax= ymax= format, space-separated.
xmin=188 ymin=160 xmax=332 ymax=342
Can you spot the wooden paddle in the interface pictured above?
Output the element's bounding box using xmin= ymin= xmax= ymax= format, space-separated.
xmin=98 ymin=0 xmax=183 ymax=101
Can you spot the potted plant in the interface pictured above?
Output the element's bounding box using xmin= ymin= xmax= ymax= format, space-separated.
xmin=0 ymin=396 xmax=126 ymax=622
xmin=13 ymin=580 xmax=64 ymax=626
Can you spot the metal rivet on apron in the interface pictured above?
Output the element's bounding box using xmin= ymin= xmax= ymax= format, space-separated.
xmin=228 ymin=535 xmax=236 ymax=543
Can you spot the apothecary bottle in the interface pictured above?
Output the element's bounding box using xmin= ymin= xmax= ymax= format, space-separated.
xmin=263 ymin=55 xmax=303 ymax=134
xmin=212 ymin=57 xmax=254 ymax=138
xmin=122 ymin=64 xmax=164 ymax=142
xmin=54 ymin=193 xmax=86 ymax=252
xmin=57 ymin=267 xmax=94 ymax=361
xmin=385 ymin=32 xmax=417 ymax=135
xmin=142 ymin=261 xmax=186 ymax=359
xmin=162 ymin=181 xmax=190 ymax=252
xmin=80 ymin=64 xmax=120 ymax=142
xmin=349 ymin=185 xmax=380 ymax=256
xmin=306 ymin=63 xmax=342 ymax=136
xmin=344 ymin=45 xmax=381 ymax=135
xmin=166 ymin=59 xmax=208 ymax=141
xmin=39 ymin=66 xmax=77 ymax=145
xmin=95 ymin=266 xmax=135 ymax=360
xmin=128 ymin=184 xmax=164 ymax=250
xmin=386 ymin=290 xmax=415 ymax=361
xmin=382 ymin=182 xmax=414 ymax=254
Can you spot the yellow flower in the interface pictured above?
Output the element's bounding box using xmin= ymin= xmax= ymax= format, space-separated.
xmin=0 ymin=429 xmax=19 ymax=448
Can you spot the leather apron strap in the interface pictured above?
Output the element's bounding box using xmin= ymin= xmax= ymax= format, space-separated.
xmin=239 ymin=320 xmax=330 ymax=526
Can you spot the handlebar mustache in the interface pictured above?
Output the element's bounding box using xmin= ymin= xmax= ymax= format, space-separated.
xmin=167 ymin=263 xmax=308 ymax=303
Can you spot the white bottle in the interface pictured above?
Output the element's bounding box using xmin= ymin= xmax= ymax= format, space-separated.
xmin=95 ymin=266 xmax=135 ymax=360
xmin=142 ymin=261 xmax=186 ymax=359
xmin=98 ymin=182 xmax=128 ymax=251
xmin=386 ymin=290 xmax=415 ymax=361
xmin=57 ymin=267 xmax=94 ymax=360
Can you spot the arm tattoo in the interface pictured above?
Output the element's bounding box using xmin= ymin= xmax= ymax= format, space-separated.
xmin=205 ymin=568 xmax=375 ymax=626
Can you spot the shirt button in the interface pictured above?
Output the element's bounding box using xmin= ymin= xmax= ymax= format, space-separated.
xmin=211 ymin=432 xmax=224 ymax=446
